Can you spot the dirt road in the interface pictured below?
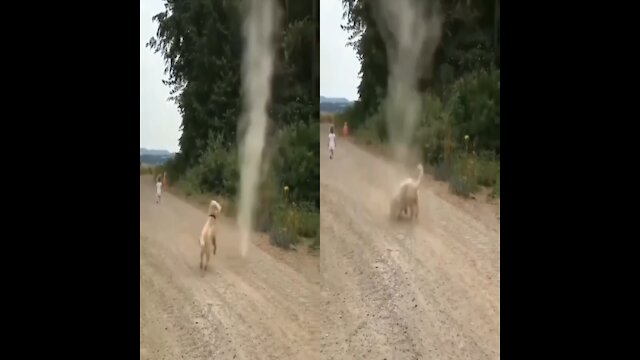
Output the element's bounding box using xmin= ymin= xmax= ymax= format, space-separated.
xmin=320 ymin=124 xmax=500 ymax=359
xmin=140 ymin=176 xmax=320 ymax=360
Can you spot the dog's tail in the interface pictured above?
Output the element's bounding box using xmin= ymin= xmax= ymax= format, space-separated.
xmin=415 ymin=164 xmax=424 ymax=185
xmin=209 ymin=200 xmax=223 ymax=216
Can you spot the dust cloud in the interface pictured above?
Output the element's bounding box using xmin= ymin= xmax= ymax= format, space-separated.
xmin=237 ymin=0 xmax=280 ymax=257
xmin=372 ymin=0 xmax=442 ymax=165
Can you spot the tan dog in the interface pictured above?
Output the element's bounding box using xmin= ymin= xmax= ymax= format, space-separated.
xmin=200 ymin=200 xmax=222 ymax=271
xmin=390 ymin=164 xmax=424 ymax=221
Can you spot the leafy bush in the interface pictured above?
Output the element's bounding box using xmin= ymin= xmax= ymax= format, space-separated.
xmin=269 ymin=224 xmax=299 ymax=249
xmin=448 ymin=154 xmax=479 ymax=197
xmin=416 ymin=94 xmax=455 ymax=166
xmin=268 ymin=201 xmax=319 ymax=250
xmin=492 ymin=171 xmax=500 ymax=199
xmin=433 ymin=160 xmax=452 ymax=181
xmin=446 ymin=68 xmax=500 ymax=155
xmin=197 ymin=133 xmax=239 ymax=196
xmin=476 ymin=153 xmax=500 ymax=187
xmin=446 ymin=152 xmax=499 ymax=198
xmin=272 ymin=121 xmax=320 ymax=208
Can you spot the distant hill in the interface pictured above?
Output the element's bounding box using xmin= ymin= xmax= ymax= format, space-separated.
xmin=140 ymin=148 xmax=172 ymax=156
xmin=140 ymin=148 xmax=174 ymax=166
xmin=320 ymin=95 xmax=353 ymax=113
xmin=320 ymin=96 xmax=351 ymax=104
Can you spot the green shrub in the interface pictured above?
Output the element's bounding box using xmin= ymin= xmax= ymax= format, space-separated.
xmin=272 ymin=121 xmax=320 ymax=208
xmin=492 ymin=172 xmax=500 ymax=199
xmin=476 ymin=156 xmax=500 ymax=187
xmin=434 ymin=160 xmax=452 ymax=181
xmin=282 ymin=202 xmax=319 ymax=239
xmin=197 ymin=133 xmax=239 ymax=196
xmin=253 ymin=173 xmax=280 ymax=233
xmin=354 ymin=110 xmax=387 ymax=146
xmin=449 ymin=154 xmax=480 ymax=198
xmin=266 ymin=200 xmax=319 ymax=250
xmin=446 ymin=68 xmax=500 ymax=155
xmin=449 ymin=173 xmax=477 ymax=198
xmin=269 ymin=204 xmax=300 ymax=249
xmin=269 ymin=225 xmax=299 ymax=249
xmin=356 ymin=120 xmax=381 ymax=146
xmin=416 ymin=94 xmax=454 ymax=166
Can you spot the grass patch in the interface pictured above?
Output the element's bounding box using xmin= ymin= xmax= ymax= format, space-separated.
xmin=447 ymin=153 xmax=500 ymax=198
xmin=270 ymin=202 xmax=319 ymax=250
xmin=476 ymin=152 xmax=500 ymax=187
xmin=140 ymin=164 xmax=155 ymax=175
xmin=171 ymin=178 xmax=237 ymax=217
xmin=492 ymin=173 xmax=500 ymax=199
xmin=448 ymin=154 xmax=479 ymax=197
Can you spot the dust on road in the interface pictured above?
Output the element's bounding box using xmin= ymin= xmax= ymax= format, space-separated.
xmin=140 ymin=176 xmax=320 ymax=360
xmin=320 ymin=123 xmax=500 ymax=360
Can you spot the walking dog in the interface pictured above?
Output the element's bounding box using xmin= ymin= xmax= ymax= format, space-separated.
xmin=389 ymin=164 xmax=424 ymax=221
xmin=200 ymin=200 xmax=222 ymax=271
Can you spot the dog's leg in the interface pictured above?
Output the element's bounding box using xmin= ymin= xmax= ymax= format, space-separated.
xmin=204 ymin=249 xmax=211 ymax=271
xmin=212 ymin=236 xmax=217 ymax=256
xmin=399 ymin=205 xmax=407 ymax=220
xmin=411 ymin=196 xmax=420 ymax=221
xmin=199 ymin=248 xmax=204 ymax=270
xmin=402 ymin=204 xmax=410 ymax=220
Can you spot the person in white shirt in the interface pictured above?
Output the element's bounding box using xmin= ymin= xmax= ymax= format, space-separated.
xmin=156 ymin=176 xmax=163 ymax=204
xmin=328 ymin=126 xmax=336 ymax=159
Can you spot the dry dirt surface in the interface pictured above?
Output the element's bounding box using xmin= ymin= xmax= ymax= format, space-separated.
xmin=320 ymin=124 xmax=500 ymax=360
xmin=140 ymin=176 xmax=320 ymax=360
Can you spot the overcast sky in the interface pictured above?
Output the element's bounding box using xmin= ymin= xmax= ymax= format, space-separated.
xmin=140 ymin=0 xmax=181 ymax=153
xmin=320 ymin=0 xmax=360 ymax=101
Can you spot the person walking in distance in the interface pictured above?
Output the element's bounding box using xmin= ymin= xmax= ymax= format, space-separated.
xmin=328 ymin=125 xmax=337 ymax=159
xmin=156 ymin=175 xmax=163 ymax=204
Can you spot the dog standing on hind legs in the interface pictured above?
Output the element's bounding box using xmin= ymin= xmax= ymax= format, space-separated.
xmin=390 ymin=164 xmax=424 ymax=221
xmin=200 ymin=200 xmax=222 ymax=271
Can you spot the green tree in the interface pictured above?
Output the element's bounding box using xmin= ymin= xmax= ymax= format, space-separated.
xmin=148 ymin=0 xmax=319 ymax=207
